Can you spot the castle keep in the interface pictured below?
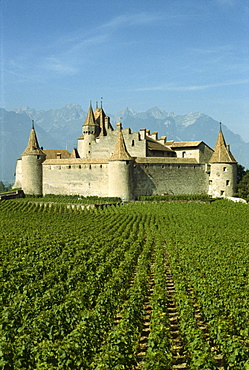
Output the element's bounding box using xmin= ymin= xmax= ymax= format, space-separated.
xmin=14 ymin=104 xmax=237 ymax=200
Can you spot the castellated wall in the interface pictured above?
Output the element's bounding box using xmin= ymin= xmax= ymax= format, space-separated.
xmin=42 ymin=159 xmax=109 ymax=197
xmin=78 ymin=127 xmax=146 ymax=159
xmin=132 ymin=160 xmax=209 ymax=197
xmin=42 ymin=158 xmax=210 ymax=199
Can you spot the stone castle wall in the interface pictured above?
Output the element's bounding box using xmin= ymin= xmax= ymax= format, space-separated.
xmin=22 ymin=155 xmax=44 ymax=196
xmin=133 ymin=162 xmax=209 ymax=197
xmin=43 ymin=161 xmax=109 ymax=197
xmin=208 ymin=162 xmax=237 ymax=198
xmin=108 ymin=160 xmax=133 ymax=200
xmin=78 ymin=127 xmax=146 ymax=159
xmin=42 ymin=159 xmax=209 ymax=198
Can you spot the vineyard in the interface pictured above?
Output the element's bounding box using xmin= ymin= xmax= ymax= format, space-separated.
xmin=0 ymin=199 xmax=249 ymax=369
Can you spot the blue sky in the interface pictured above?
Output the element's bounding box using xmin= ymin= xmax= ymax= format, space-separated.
xmin=1 ymin=0 xmax=249 ymax=141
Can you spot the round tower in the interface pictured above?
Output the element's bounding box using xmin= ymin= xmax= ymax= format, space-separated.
xmin=208 ymin=124 xmax=237 ymax=198
xmin=21 ymin=121 xmax=46 ymax=196
xmin=78 ymin=104 xmax=100 ymax=158
xmin=108 ymin=130 xmax=133 ymax=201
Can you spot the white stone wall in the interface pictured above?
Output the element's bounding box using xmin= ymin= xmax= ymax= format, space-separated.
xmin=132 ymin=163 xmax=209 ymax=197
xmin=22 ymin=155 xmax=44 ymax=195
xmin=208 ymin=163 xmax=237 ymax=197
xmin=78 ymin=133 xmax=96 ymax=158
xmin=199 ymin=143 xmax=213 ymax=163
xmin=108 ymin=160 xmax=133 ymax=201
xmin=13 ymin=159 xmax=22 ymax=189
xmin=78 ymin=128 xmax=147 ymax=160
xmin=42 ymin=160 xmax=210 ymax=199
xmin=173 ymin=143 xmax=213 ymax=163
xmin=43 ymin=163 xmax=109 ymax=196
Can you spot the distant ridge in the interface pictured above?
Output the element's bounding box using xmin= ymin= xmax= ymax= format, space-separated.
xmin=1 ymin=105 xmax=248 ymax=182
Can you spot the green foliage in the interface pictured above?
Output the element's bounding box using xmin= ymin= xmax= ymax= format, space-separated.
xmin=0 ymin=200 xmax=248 ymax=368
xmin=138 ymin=194 xmax=212 ymax=201
xmin=236 ymin=169 xmax=249 ymax=201
xmin=237 ymin=164 xmax=246 ymax=184
xmin=0 ymin=181 xmax=12 ymax=193
xmin=42 ymin=194 xmax=122 ymax=204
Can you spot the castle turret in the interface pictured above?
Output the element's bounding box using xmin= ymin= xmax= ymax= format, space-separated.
xmin=208 ymin=124 xmax=237 ymax=198
xmin=108 ymin=130 xmax=133 ymax=201
xmin=78 ymin=104 xmax=100 ymax=158
xmin=21 ymin=121 xmax=46 ymax=196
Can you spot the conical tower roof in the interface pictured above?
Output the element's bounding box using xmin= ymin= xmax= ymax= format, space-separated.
xmin=71 ymin=148 xmax=80 ymax=158
xmin=209 ymin=125 xmax=237 ymax=163
xmin=83 ymin=104 xmax=98 ymax=127
xmin=22 ymin=122 xmax=45 ymax=156
xmin=94 ymin=106 xmax=107 ymax=136
xmin=109 ymin=131 xmax=132 ymax=161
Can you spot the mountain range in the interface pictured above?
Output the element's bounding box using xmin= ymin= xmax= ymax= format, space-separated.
xmin=1 ymin=104 xmax=248 ymax=183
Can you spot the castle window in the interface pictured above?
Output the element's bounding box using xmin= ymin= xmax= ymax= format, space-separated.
xmin=89 ymin=165 xmax=91 ymax=169
xmin=220 ymin=190 xmax=225 ymax=196
xmin=209 ymin=180 xmax=212 ymax=185
xmin=131 ymin=140 xmax=135 ymax=146
xmin=68 ymin=165 xmax=71 ymax=169
xmin=223 ymin=167 xmax=227 ymax=172
xmin=206 ymin=164 xmax=211 ymax=174
xmin=182 ymin=151 xmax=186 ymax=158
xmin=88 ymin=151 xmax=91 ymax=154
xmin=226 ymin=180 xmax=230 ymax=186
xmin=100 ymin=165 xmax=102 ymax=168
xmin=126 ymin=161 xmax=129 ymax=165
xmin=178 ymin=165 xmax=181 ymax=169
xmin=162 ymin=165 xmax=165 ymax=168
xmin=37 ymin=155 xmax=40 ymax=159
xmin=89 ymin=143 xmax=91 ymax=145
xmin=79 ymin=165 xmax=81 ymax=169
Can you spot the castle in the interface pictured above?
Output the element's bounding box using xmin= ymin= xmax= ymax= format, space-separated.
xmin=14 ymin=103 xmax=237 ymax=200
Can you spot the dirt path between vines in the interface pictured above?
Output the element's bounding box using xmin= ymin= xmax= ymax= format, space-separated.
xmin=135 ymin=264 xmax=154 ymax=369
xmin=164 ymin=252 xmax=188 ymax=369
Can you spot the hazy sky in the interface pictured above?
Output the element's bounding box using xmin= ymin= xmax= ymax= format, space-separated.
xmin=1 ymin=0 xmax=249 ymax=140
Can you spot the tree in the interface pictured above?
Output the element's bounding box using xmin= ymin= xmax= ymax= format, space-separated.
xmin=237 ymin=170 xmax=249 ymax=201
xmin=0 ymin=181 xmax=6 ymax=192
xmin=237 ymin=164 xmax=246 ymax=184
xmin=0 ymin=181 xmax=12 ymax=193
